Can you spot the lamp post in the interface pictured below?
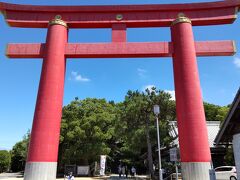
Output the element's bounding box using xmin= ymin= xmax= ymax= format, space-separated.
xmin=153 ymin=105 xmax=163 ymax=180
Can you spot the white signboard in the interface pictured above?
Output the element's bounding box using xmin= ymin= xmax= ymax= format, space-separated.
xmin=170 ymin=147 xmax=178 ymax=162
xmin=77 ymin=166 xmax=89 ymax=175
xmin=100 ymin=155 xmax=107 ymax=176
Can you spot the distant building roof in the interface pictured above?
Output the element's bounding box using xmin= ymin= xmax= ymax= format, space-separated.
xmin=169 ymin=121 xmax=220 ymax=148
xmin=214 ymin=88 xmax=240 ymax=145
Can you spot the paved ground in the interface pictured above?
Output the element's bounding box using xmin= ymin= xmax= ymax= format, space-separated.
xmin=0 ymin=173 xmax=149 ymax=180
xmin=0 ymin=172 xmax=23 ymax=179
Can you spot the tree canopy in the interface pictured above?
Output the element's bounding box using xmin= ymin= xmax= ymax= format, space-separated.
xmin=10 ymin=131 xmax=29 ymax=172
xmin=9 ymin=88 xmax=230 ymax=176
xmin=204 ymin=102 xmax=229 ymax=122
xmin=58 ymin=98 xmax=116 ymax=169
xmin=0 ymin=150 xmax=11 ymax=173
xmin=115 ymin=88 xmax=176 ymax=176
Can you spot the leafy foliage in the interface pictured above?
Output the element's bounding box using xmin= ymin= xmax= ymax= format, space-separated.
xmin=10 ymin=131 xmax=30 ymax=172
xmin=115 ymin=88 xmax=176 ymax=177
xmin=9 ymin=89 xmax=230 ymax=175
xmin=58 ymin=98 xmax=116 ymax=167
xmin=204 ymin=102 xmax=229 ymax=122
xmin=225 ymin=146 xmax=235 ymax=166
xmin=117 ymin=88 xmax=176 ymax=150
xmin=0 ymin=150 xmax=11 ymax=173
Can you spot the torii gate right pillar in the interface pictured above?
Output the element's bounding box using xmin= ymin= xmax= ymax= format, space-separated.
xmin=171 ymin=15 xmax=211 ymax=180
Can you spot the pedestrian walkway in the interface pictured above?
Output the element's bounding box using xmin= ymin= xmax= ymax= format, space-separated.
xmin=0 ymin=173 xmax=149 ymax=180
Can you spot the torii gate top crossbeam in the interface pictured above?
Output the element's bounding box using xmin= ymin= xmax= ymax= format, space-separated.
xmin=0 ymin=0 xmax=240 ymax=28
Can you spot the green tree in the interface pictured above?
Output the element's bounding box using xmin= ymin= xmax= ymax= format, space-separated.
xmin=204 ymin=102 xmax=219 ymax=121
xmin=58 ymin=98 xmax=116 ymax=171
xmin=216 ymin=106 xmax=229 ymax=122
xmin=0 ymin=150 xmax=11 ymax=173
xmin=116 ymin=88 xmax=176 ymax=178
xmin=204 ymin=102 xmax=229 ymax=122
xmin=8 ymin=91 xmax=230 ymax=175
xmin=225 ymin=146 xmax=235 ymax=166
xmin=11 ymin=131 xmax=30 ymax=172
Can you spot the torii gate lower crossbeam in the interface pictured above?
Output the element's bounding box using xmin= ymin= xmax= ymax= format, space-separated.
xmin=1 ymin=1 xmax=239 ymax=180
xmin=6 ymin=41 xmax=235 ymax=58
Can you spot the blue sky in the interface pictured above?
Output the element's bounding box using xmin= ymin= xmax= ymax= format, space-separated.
xmin=0 ymin=0 xmax=240 ymax=150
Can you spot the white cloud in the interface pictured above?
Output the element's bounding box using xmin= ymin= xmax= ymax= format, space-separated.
xmin=71 ymin=71 xmax=78 ymax=76
xmin=137 ymin=68 xmax=147 ymax=78
xmin=141 ymin=86 xmax=175 ymax=100
xmin=70 ymin=71 xmax=90 ymax=82
xmin=0 ymin=147 xmax=9 ymax=150
xmin=164 ymin=90 xmax=176 ymax=101
xmin=142 ymin=85 xmax=156 ymax=92
xmin=137 ymin=68 xmax=146 ymax=73
xmin=233 ymin=57 xmax=240 ymax=68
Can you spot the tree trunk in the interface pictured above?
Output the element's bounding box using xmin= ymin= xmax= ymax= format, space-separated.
xmin=146 ymin=118 xmax=155 ymax=179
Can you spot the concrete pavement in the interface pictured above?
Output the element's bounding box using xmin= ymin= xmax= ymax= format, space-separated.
xmin=0 ymin=173 xmax=149 ymax=180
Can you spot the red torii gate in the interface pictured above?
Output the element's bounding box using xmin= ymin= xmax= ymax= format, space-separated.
xmin=0 ymin=1 xmax=239 ymax=180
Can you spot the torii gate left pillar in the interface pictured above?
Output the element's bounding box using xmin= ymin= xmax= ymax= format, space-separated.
xmin=24 ymin=18 xmax=68 ymax=180
xmin=1 ymin=1 xmax=240 ymax=180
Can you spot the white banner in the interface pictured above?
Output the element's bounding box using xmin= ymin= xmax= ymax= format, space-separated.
xmin=100 ymin=155 xmax=107 ymax=176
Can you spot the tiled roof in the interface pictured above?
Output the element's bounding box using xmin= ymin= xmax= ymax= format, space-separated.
xmin=169 ymin=121 xmax=220 ymax=148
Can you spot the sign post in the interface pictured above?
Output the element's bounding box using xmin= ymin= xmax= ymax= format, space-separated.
xmin=170 ymin=147 xmax=178 ymax=180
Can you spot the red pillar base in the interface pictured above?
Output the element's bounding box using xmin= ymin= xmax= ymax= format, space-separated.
xmin=181 ymin=162 xmax=211 ymax=180
xmin=24 ymin=162 xmax=57 ymax=180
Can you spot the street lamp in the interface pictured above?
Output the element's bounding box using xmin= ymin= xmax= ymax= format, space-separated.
xmin=153 ymin=105 xmax=163 ymax=180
